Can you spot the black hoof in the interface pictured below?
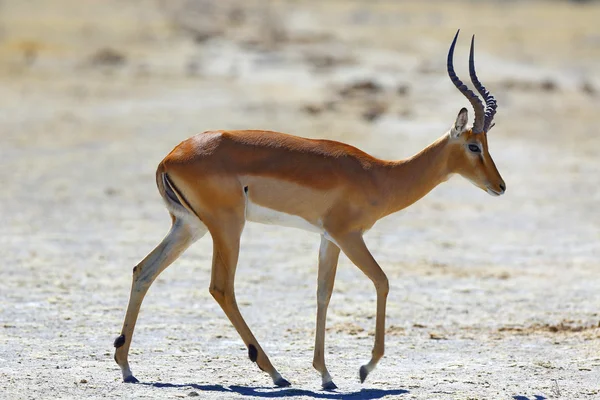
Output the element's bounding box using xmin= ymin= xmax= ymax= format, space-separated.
xmin=322 ymin=381 xmax=338 ymax=391
xmin=274 ymin=377 xmax=291 ymax=387
xmin=124 ymin=375 xmax=139 ymax=383
xmin=359 ymin=365 xmax=369 ymax=383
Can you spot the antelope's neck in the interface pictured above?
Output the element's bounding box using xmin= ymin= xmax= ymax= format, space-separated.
xmin=377 ymin=134 xmax=452 ymax=218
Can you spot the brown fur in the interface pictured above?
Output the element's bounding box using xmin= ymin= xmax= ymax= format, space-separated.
xmin=160 ymin=129 xmax=504 ymax=234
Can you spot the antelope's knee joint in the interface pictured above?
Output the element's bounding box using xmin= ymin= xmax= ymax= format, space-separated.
xmin=376 ymin=277 xmax=389 ymax=295
xmin=209 ymin=286 xmax=225 ymax=301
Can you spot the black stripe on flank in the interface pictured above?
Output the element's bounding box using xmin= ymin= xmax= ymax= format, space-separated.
xmin=163 ymin=174 xmax=183 ymax=206
xmin=164 ymin=174 xmax=200 ymax=220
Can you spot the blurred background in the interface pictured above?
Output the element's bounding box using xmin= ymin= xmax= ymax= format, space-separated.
xmin=1 ymin=0 xmax=599 ymax=398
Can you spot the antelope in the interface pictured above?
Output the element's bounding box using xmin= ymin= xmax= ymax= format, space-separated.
xmin=113 ymin=30 xmax=505 ymax=389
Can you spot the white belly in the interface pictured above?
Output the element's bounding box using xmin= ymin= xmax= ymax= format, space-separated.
xmin=245 ymin=200 xmax=322 ymax=233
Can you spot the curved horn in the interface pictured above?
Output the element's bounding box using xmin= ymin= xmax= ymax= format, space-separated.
xmin=447 ymin=30 xmax=485 ymax=133
xmin=469 ymin=35 xmax=497 ymax=132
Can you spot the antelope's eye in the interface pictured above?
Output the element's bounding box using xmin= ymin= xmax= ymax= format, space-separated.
xmin=468 ymin=144 xmax=481 ymax=153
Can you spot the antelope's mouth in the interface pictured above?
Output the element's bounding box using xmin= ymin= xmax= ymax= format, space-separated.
xmin=486 ymin=187 xmax=504 ymax=197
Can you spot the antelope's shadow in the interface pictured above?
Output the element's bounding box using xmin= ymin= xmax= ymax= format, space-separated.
xmin=141 ymin=382 xmax=409 ymax=399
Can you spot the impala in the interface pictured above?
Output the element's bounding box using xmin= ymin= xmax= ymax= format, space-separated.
xmin=114 ymin=30 xmax=505 ymax=389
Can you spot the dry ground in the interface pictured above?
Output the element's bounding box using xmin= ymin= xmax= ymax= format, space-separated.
xmin=1 ymin=1 xmax=600 ymax=399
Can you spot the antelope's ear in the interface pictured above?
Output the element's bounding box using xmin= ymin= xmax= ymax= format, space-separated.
xmin=451 ymin=107 xmax=469 ymax=138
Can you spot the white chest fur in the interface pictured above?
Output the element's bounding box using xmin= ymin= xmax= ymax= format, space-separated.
xmin=245 ymin=199 xmax=322 ymax=234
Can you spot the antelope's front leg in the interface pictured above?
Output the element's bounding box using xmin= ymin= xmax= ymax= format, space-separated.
xmin=334 ymin=232 xmax=389 ymax=383
xmin=313 ymin=235 xmax=341 ymax=390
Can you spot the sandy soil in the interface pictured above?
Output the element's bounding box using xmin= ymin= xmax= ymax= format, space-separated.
xmin=1 ymin=1 xmax=600 ymax=399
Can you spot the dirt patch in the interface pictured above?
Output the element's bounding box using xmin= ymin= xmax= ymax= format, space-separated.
xmin=499 ymin=320 xmax=600 ymax=335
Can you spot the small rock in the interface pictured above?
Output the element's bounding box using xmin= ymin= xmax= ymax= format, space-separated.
xmin=186 ymin=60 xmax=201 ymax=77
xmin=339 ymin=80 xmax=383 ymax=98
xmin=540 ymin=79 xmax=557 ymax=92
xmin=104 ymin=187 xmax=118 ymax=196
xmin=301 ymin=104 xmax=323 ymax=115
xmin=398 ymin=108 xmax=413 ymax=118
xmin=497 ymin=272 xmax=511 ymax=280
xmin=386 ymin=325 xmax=406 ymax=336
xmin=80 ymin=379 xmax=88 ymax=384
xmin=228 ymin=7 xmax=246 ymax=25
xmin=88 ymin=48 xmax=126 ymax=67
xmin=306 ymin=54 xmax=336 ymax=69
xmin=581 ymin=81 xmax=596 ymax=96
xmin=188 ymin=391 xmax=200 ymax=397
xmin=429 ymin=332 xmax=447 ymax=340
xmin=324 ymin=101 xmax=337 ymax=111
xmin=397 ymin=84 xmax=410 ymax=96
xmin=193 ymin=32 xmax=217 ymax=44
xmin=500 ymin=78 xmax=558 ymax=92
xmin=362 ymin=103 xmax=387 ymax=122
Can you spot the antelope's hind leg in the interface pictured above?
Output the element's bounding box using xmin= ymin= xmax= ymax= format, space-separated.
xmin=114 ymin=218 xmax=206 ymax=383
xmin=205 ymin=209 xmax=290 ymax=387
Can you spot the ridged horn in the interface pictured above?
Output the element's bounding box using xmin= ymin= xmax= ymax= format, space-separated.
xmin=447 ymin=30 xmax=485 ymax=133
xmin=469 ymin=35 xmax=497 ymax=132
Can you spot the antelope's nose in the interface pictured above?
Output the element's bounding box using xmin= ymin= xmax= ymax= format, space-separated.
xmin=499 ymin=182 xmax=506 ymax=193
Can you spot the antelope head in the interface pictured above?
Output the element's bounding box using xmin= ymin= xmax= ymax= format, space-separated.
xmin=446 ymin=30 xmax=505 ymax=196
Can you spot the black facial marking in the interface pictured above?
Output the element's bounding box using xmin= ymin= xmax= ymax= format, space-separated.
xmin=244 ymin=186 xmax=249 ymax=194
xmin=248 ymin=344 xmax=258 ymax=362
xmin=114 ymin=334 xmax=126 ymax=348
